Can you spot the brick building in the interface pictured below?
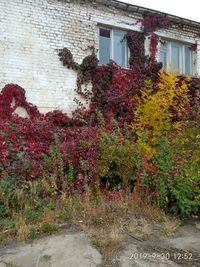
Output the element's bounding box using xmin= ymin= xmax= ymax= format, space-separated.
xmin=0 ymin=0 xmax=200 ymax=114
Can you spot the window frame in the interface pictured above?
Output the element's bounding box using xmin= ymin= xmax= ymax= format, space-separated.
xmin=98 ymin=26 xmax=129 ymax=68
xmin=160 ymin=39 xmax=193 ymax=76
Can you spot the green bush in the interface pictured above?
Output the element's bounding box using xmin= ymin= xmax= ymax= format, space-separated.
xmin=99 ymin=127 xmax=140 ymax=190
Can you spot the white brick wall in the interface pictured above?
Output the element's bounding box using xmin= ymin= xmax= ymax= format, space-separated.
xmin=0 ymin=0 xmax=200 ymax=114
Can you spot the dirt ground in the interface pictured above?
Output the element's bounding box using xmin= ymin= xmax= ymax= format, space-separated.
xmin=0 ymin=220 xmax=200 ymax=267
xmin=107 ymin=219 xmax=200 ymax=267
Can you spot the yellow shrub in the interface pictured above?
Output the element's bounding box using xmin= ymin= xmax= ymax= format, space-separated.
xmin=132 ymin=71 xmax=190 ymax=145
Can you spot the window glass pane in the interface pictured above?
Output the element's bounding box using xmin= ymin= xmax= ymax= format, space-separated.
xmin=185 ymin=46 xmax=192 ymax=75
xmin=160 ymin=41 xmax=168 ymax=52
xmin=160 ymin=41 xmax=168 ymax=70
xmin=160 ymin=40 xmax=192 ymax=75
xmin=113 ymin=30 xmax=127 ymax=67
xmin=99 ymin=28 xmax=110 ymax=65
xmin=161 ymin=51 xmax=167 ymax=70
xmin=171 ymin=43 xmax=182 ymax=73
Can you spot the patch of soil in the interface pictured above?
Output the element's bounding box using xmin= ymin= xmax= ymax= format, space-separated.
xmin=102 ymin=219 xmax=200 ymax=267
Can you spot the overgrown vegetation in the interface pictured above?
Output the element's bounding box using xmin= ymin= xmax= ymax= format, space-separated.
xmin=0 ymin=14 xmax=200 ymax=256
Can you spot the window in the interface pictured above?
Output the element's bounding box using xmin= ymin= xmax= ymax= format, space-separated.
xmin=160 ymin=40 xmax=193 ymax=75
xmin=99 ymin=27 xmax=128 ymax=68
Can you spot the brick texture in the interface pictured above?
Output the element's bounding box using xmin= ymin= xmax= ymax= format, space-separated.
xmin=0 ymin=0 xmax=200 ymax=114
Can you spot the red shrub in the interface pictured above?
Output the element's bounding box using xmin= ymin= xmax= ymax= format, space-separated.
xmin=0 ymin=84 xmax=40 ymax=120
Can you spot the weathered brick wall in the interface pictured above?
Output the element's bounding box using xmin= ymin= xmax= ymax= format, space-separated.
xmin=0 ymin=0 xmax=199 ymax=114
